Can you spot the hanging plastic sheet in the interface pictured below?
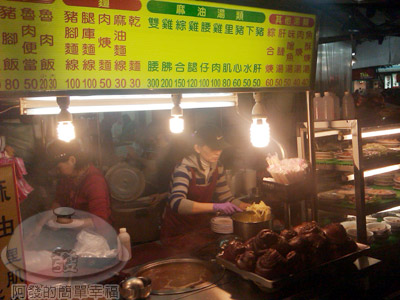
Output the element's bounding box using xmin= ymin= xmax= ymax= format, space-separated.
xmin=315 ymin=42 xmax=352 ymax=96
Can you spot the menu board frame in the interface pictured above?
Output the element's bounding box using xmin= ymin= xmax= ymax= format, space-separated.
xmin=0 ymin=0 xmax=319 ymax=97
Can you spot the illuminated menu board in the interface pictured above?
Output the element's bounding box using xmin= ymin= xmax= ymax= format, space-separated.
xmin=0 ymin=0 xmax=316 ymax=94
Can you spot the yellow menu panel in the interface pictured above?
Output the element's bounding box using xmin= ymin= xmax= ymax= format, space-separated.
xmin=0 ymin=0 xmax=316 ymax=93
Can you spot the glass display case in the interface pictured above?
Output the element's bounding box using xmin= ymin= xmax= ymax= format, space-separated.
xmin=298 ymin=119 xmax=400 ymax=244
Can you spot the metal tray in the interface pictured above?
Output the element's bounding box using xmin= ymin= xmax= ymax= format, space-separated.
xmin=134 ymin=257 xmax=224 ymax=295
xmin=216 ymin=243 xmax=369 ymax=291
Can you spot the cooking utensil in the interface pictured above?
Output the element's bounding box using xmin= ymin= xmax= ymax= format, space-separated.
xmin=120 ymin=277 xmax=143 ymax=300
xmin=120 ymin=276 xmax=151 ymax=300
xmin=134 ymin=258 xmax=224 ymax=295
xmin=138 ymin=277 xmax=152 ymax=298
xmin=231 ymin=211 xmax=271 ymax=240
xmin=105 ymin=162 xmax=145 ymax=202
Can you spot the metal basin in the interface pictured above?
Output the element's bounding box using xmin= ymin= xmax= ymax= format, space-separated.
xmin=134 ymin=258 xmax=224 ymax=295
xmin=231 ymin=211 xmax=271 ymax=240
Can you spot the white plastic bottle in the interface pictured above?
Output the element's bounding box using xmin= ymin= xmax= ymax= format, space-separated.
xmin=342 ymin=91 xmax=355 ymax=119
xmin=322 ymin=92 xmax=335 ymax=121
xmin=313 ymin=92 xmax=325 ymax=121
xmin=332 ymin=92 xmax=341 ymax=120
xmin=118 ymin=228 xmax=132 ymax=261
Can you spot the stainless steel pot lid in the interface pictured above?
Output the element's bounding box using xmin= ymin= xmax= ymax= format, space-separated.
xmin=105 ymin=162 xmax=145 ymax=202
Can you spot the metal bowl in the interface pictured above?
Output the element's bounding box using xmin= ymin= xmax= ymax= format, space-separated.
xmin=231 ymin=211 xmax=271 ymax=240
xmin=138 ymin=277 xmax=152 ymax=298
xmin=120 ymin=276 xmax=151 ymax=300
xmin=120 ymin=277 xmax=142 ymax=300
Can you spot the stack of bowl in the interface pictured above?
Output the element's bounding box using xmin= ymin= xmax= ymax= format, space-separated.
xmin=383 ymin=216 xmax=400 ymax=233
xmin=367 ymin=222 xmax=391 ymax=242
xmin=210 ymin=216 xmax=234 ymax=234
xmin=346 ymin=228 xmax=374 ymax=244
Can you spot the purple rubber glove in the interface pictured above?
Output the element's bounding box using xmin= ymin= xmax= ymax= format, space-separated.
xmin=213 ymin=202 xmax=243 ymax=215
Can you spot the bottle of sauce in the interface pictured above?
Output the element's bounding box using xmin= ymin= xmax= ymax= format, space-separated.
xmin=323 ymin=92 xmax=335 ymax=121
xmin=313 ymin=92 xmax=324 ymax=121
xmin=331 ymin=92 xmax=341 ymax=120
xmin=118 ymin=228 xmax=132 ymax=261
xmin=342 ymin=91 xmax=355 ymax=119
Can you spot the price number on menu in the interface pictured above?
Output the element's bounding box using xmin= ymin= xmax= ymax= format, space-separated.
xmin=65 ymin=78 xmax=141 ymax=89
xmin=2 ymin=77 xmax=57 ymax=90
xmin=146 ymin=78 xmax=262 ymax=88
xmin=265 ymin=78 xmax=309 ymax=87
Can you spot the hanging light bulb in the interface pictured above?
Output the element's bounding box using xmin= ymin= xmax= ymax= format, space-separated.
xmin=57 ymin=121 xmax=75 ymax=142
xmin=251 ymin=118 xmax=270 ymax=147
xmin=250 ymin=93 xmax=270 ymax=148
xmin=351 ymin=44 xmax=357 ymax=66
xmin=170 ymin=94 xmax=184 ymax=134
xmin=170 ymin=115 xmax=184 ymax=134
xmin=56 ymin=96 xmax=75 ymax=142
xmin=351 ymin=56 xmax=357 ymax=66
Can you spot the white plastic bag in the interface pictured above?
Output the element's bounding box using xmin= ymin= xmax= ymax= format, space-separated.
xmin=74 ymin=230 xmax=117 ymax=258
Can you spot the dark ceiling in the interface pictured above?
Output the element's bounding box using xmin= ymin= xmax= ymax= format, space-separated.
xmin=209 ymin=0 xmax=400 ymax=44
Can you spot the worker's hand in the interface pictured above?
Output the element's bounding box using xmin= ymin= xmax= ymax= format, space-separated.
xmin=213 ymin=202 xmax=243 ymax=215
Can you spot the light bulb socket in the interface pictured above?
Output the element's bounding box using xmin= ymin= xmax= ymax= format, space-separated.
xmin=56 ymin=96 xmax=73 ymax=122
xmin=171 ymin=104 xmax=183 ymax=117
xmin=58 ymin=108 xmax=72 ymax=122
xmin=171 ymin=94 xmax=183 ymax=117
xmin=253 ymin=117 xmax=267 ymax=124
xmin=172 ymin=94 xmax=182 ymax=106
xmin=56 ymin=96 xmax=70 ymax=110
xmin=252 ymin=93 xmax=266 ymax=117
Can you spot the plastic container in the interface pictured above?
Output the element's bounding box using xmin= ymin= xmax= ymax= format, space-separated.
xmin=112 ymin=203 xmax=162 ymax=243
xmin=342 ymin=91 xmax=355 ymax=119
xmin=332 ymin=92 xmax=341 ymax=120
xmin=313 ymin=92 xmax=325 ymax=121
xmin=323 ymin=92 xmax=335 ymax=121
xmin=118 ymin=228 xmax=132 ymax=261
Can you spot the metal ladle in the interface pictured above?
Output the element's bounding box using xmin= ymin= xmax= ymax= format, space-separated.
xmin=120 ymin=276 xmax=151 ymax=300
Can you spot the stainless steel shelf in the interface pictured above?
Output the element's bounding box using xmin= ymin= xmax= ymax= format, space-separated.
xmin=298 ymin=118 xmax=400 ymax=245
xmin=318 ymin=199 xmax=400 ymax=216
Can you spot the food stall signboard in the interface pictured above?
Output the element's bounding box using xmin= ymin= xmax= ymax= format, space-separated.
xmin=352 ymin=68 xmax=376 ymax=80
xmin=0 ymin=0 xmax=316 ymax=94
xmin=0 ymin=163 xmax=24 ymax=300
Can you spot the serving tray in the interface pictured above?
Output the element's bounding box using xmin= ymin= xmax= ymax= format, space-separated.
xmin=216 ymin=243 xmax=369 ymax=291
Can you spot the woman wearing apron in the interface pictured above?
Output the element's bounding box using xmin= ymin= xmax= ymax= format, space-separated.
xmin=160 ymin=125 xmax=249 ymax=245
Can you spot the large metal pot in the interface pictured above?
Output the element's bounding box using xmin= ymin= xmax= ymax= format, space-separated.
xmin=231 ymin=211 xmax=271 ymax=240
